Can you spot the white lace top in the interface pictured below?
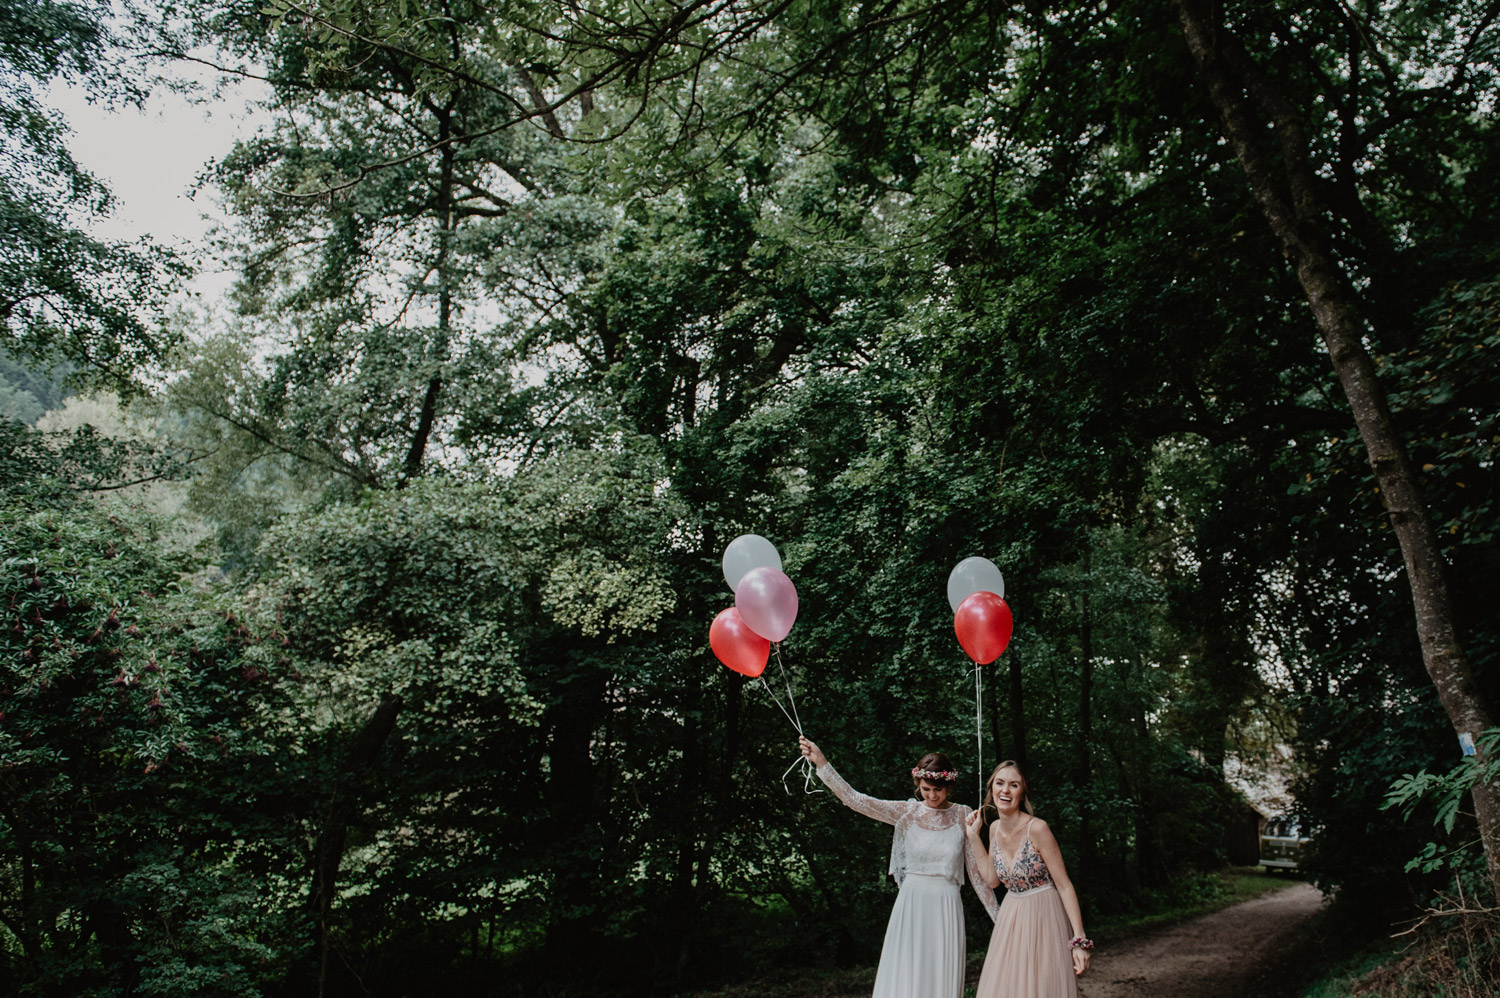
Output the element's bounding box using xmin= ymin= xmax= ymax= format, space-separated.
xmin=817 ymin=762 xmax=1000 ymax=922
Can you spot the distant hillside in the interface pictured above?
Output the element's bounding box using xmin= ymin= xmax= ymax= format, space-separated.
xmin=0 ymin=349 xmax=70 ymax=424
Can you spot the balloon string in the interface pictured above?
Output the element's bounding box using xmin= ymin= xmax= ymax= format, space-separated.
xmin=759 ymin=645 xmax=822 ymax=795
xmin=773 ymin=642 xmax=805 ymax=735
xmin=759 ymin=675 xmax=802 ymax=733
xmin=782 ymin=754 xmax=822 ymax=795
xmin=974 ymin=662 xmax=984 ymax=811
xmin=777 ymin=644 xmax=820 ymax=794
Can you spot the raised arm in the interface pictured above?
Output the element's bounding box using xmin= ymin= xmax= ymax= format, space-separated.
xmin=965 ymin=810 xmax=1002 ymax=889
xmin=962 ymin=807 xmax=1001 ymax=922
xmin=799 ymin=736 xmax=908 ymax=826
xmin=1030 ymin=819 xmax=1090 ymax=976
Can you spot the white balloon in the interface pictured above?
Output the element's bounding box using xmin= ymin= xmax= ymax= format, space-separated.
xmin=947 ymin=556 xmax=1005 ymax=612
xmin=723 ymin=534 xmax=782 ymax=592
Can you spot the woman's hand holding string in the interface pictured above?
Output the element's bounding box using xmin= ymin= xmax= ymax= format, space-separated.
xmin=798 ymin=736 xmax=826 ymax=768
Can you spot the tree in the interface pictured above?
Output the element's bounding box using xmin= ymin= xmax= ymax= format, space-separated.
xmin=0 ymin=0 xmax=185 ymax=389
xmin=1168 ymin=0 xmax=1500 ymax=901
xmin=646 ymin=0 xmax=1500 ymax=898
xmin=0 ymin=428 xmax=303 ymax=997
xmin=0 ymin=348 xmax=69 ymax=424
xmin=27 ymin=0 xmax=1480 ymax=990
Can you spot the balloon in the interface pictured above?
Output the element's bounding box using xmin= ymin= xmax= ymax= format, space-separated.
xmin=722 ymin=534 xmax=782 ymax=592
xmin=954 ymin=591 xmax=1013 ymax=665
xmin=710 ymin=608 xmax=770 ymax=677
xmin=735 ymin=566 xmax=799 ymax=642
xmin=947 ymin=556 xmax=1005 ymax=612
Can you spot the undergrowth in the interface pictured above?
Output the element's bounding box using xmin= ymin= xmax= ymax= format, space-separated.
xmin=1303 ymin=888 xmax=1499 ymax=998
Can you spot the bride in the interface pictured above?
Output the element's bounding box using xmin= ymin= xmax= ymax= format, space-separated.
xmin=799 ymin=736 xmax=998 ymax=998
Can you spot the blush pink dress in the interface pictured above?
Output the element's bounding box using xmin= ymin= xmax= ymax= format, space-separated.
xmin=974 ymin=819 xmax=1078 ymax=998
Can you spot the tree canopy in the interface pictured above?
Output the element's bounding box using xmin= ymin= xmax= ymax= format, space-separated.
xmin=0 ymin=0 xmax=186 ymax=389
xmin=3 ymin=2 xmax=1497 ymax=995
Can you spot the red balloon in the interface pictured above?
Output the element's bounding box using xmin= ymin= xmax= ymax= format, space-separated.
xmin=710 ymin=607 xmax=770 ymax=677
xmin=954 ymin=591 xmax=1013 ymax=664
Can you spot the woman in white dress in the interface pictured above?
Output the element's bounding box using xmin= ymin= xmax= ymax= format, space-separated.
xmin=799 ymin=736 xmax=999 ymax=998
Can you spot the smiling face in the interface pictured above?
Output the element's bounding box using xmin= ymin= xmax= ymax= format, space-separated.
xmin=990 ymin=765 xmax=1026 ymax=816
xmin=916 ymin=779 xmax=951 ymax=809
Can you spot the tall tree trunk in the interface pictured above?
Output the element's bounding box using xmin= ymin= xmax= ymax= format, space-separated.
xmin=1126 ymin=661 xmax=1172 ymax=887
xmin=309 ymin=692 xmax=403 ymax=997
xmin=1172 ymin=0 xmax=1500 ymax=897
xmin=86 ymin=898 xmax=140 ymax=996
xmin=683 ymin=666 xmax=745 ymax=971
xmin=0 ymin=804 xmax=39 ymax=961
xmin=674 ymin=666 xmax=703 ymax=905
xmin=400 ymin=106 xmax=455 ymax=487
xmin=672 ymin=429 xmax=713 ymax=974
xmin=542 ymin=664 xmax=607 ymax=957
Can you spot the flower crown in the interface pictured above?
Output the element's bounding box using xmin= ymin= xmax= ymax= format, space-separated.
xmin=911 ymin=766 xmax=958 ymax=782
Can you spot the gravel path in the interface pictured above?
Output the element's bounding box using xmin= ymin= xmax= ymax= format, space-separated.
xmin=1077 ymin=881 xmax=1324 ymax=998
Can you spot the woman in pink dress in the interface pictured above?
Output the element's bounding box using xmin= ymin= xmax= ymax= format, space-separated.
xmin=799 ymin=736 xmax=998 ymax=998
xmin=965 ymin=760 xmax=1091 ymax=997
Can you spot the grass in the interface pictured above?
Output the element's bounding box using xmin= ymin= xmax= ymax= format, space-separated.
xmin=1294 ymin=902 xmax=1500 ymax=998
xmin=675 ymin=965 xmax=877 ymax=997
xmin=1298 ymin=943 xmax=1407 ymax=998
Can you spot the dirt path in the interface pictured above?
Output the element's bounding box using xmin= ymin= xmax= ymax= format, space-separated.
xmin=1078 ymin=881 xmax=1324 ymax=998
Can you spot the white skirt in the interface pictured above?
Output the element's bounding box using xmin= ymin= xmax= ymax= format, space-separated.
xmin=872 ymin=873 xmax=966 ymax=998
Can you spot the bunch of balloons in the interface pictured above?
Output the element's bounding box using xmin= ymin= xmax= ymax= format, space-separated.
xmin=709 ymin=534 xmax=799 ymax=678
xmin=948 ymin=556 xmax=1012 ymax=664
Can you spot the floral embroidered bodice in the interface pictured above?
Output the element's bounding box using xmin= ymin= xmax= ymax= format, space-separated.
xmin=817 ymin=763 xmax=999 ymax=922
xmin=992 ymin=821 xmax=1055 ymax=895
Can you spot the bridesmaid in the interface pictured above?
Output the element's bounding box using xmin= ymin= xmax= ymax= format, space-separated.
xmin=799 ymin=736 xmax=998 ymax=998
xmin=966 ymin=760 xmax=1091 ymax=998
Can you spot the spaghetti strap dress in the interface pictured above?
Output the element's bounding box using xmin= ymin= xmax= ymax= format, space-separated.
xmin=816 ymin=763 xmax=999 ymax=998
xmin=974 ymin=819 xmax=1078 ymax=998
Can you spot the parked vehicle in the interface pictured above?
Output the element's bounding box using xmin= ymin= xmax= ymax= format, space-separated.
xmin=1259 ymin=814 xmax=1309 ymax=872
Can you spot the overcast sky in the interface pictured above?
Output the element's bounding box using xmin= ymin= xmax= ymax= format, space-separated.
xmin=45 ymin=64 xmax=270 ymax=303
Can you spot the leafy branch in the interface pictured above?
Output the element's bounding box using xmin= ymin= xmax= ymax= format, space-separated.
xmin=1384 ymin=727 xmax=1500 ymax=873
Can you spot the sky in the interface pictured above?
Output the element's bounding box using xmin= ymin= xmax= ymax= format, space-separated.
xmin=45 ymin=62 xmax=270 ymax=304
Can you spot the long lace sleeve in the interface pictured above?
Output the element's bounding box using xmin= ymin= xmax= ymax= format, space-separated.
xmin=815 ymin=763 xmax=910 ymax=826
xmin=963 ymin=807 xmax=1001 ymax=922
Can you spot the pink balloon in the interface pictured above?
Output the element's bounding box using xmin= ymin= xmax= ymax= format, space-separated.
xmin=710 ymin=608 xmax=770 ymax=677
xmin=954 ymin=591 xmax=1013 ymax=665
xmin=734 ymin=566 xmax=799 ymax=642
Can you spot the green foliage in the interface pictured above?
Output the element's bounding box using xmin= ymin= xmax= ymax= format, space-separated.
xmin=1385 ymin=728 xmax=1500 ymax=876
xmin=0 ymin=349 xmax=69 ymax=424
xmin=1305 ymin=904 xmax=1500 ymax=998
xmin=5 ymin=0 xmax=1498 ymax=993
xmin=1283 ymin=276 xmax=1500 ymax=912
xmin=0 ymin=0 xmax=186 ymax=389
xmin=0 ymin=475 xmax=302 ymax=994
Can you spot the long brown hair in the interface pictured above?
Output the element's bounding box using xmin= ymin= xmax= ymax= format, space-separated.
xmin=981 ymin=760 xmax=1033 ymax=820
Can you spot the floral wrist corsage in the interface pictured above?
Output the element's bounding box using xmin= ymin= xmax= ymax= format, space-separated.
xmin=1069 ymin=936 xmax=1094 ymax=950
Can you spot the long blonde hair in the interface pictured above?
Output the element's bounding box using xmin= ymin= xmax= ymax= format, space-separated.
xmin=982 ymin=760 xmax=1033 ymax=820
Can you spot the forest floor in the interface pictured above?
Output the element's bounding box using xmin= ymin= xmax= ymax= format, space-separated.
xmin=680 ymin=878 xmax=1326 ymax=998
xmin=1077 ymin=880 xmax=1324 ymax=998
